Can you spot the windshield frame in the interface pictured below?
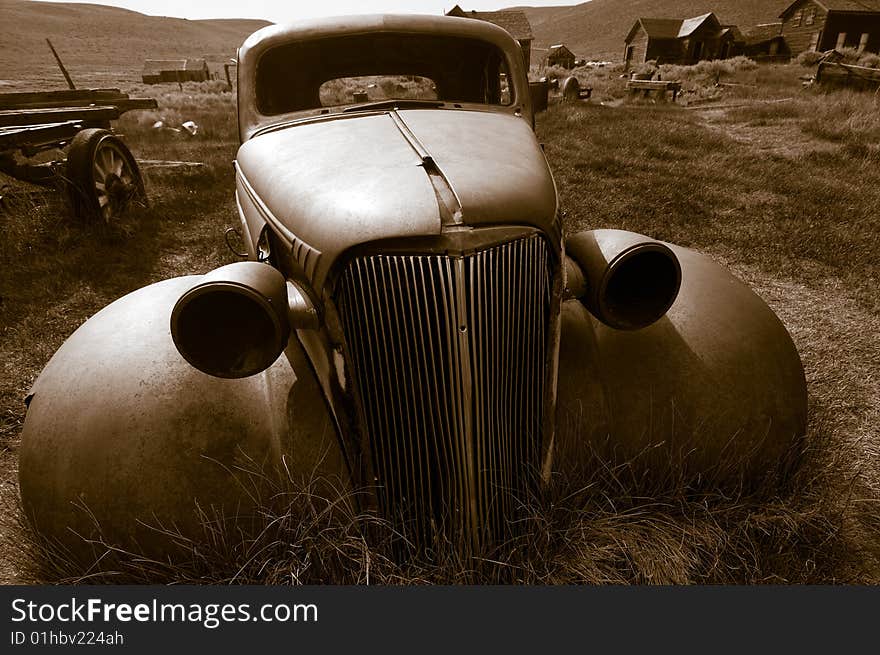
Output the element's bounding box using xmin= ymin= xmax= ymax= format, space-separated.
xmin=255 ymin=32 xmax=517 ymax=116
xmin=237 ymin=15 xmax=532 ymax=142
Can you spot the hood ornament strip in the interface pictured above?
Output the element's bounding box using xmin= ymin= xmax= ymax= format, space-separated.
xmin=388 ymin=110 xmax=466 ymax=228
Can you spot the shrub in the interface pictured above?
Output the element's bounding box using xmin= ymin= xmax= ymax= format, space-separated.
xmin=540 ymin=64 xmax=573 ymax=80
xmin=858 ymin=52 xmax=880 ymax=69
xmin=632 ymin=59 xmax=659 ymax=78
xmin=693 ymin=59 xmax=736 ymax=83
xmin=568 ymin=65 xmax=629 ymax=101
xmin=798 ymin=47 xmax=880 ymax=69
xmin=797 ymin=51 xmax=825 ymax=67
xmin=659 ymin=57 xmax=757 ymax=85
xmin=726 ymin=55 xmax=759 ymax=72
xmin=836 ymin=47 xmax=863 ymax=64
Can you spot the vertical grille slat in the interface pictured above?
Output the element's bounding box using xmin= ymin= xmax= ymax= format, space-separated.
xmin=337 ymin=234 xmax=553 ymax=547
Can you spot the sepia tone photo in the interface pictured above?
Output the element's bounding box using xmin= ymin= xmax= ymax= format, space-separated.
xmin=1 ymin=0 xmax=878 ymax=585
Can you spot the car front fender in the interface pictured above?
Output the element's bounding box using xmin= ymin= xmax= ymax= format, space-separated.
xmin=19 ymin=276 xmax=347 ymax=561
xmin=555 ymin=241 xmax=808 ymax=483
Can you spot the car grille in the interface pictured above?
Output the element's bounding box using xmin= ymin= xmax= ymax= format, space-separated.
xmin=335 ymin=234 xmax=553 ymax=550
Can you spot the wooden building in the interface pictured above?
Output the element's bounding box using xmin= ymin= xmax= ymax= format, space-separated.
xmin=744 ymin=23 xmax=790 ymax=59
xmin=142 ymin=59 xmax=210 ymax=84
xmin=623 ymin=13 xmax=745 ymax=67
xmin=778 ymin=0 xmax=880 ymax=55
xmin=547 ymin=44 xmax=576 ymax=68
xmin=446 ymin=5 xmax=535 ymax=68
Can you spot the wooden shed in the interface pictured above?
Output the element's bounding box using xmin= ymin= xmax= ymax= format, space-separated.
xmin=624 ymin=13 xmax=746 ymax=67
xmin=142 ymin=59 xmax=211 ymax=84
xmin=447 ymin=5 xmax=535 ymax=69
xmin=547 ymin=44 xmax=576 ymax=69
xmin=744 ymin=23 xmax=790 ymax=60
xmin=778 ymin=0 xmax=880 ymax=55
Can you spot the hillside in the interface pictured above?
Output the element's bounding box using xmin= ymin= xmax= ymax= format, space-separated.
xmin=0 ymin=0 xmax=270 ymax=90
xmin=0 ymin=0 xmax=799 ymax=88
xmin=512 ymin=0 xmax=793 ymax=61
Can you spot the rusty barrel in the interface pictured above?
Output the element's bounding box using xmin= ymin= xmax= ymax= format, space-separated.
xmin=529 ymin=80 xmax=549 ymax=113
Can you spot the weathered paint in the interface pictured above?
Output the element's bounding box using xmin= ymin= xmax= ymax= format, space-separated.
xmin=19 ymin=277 xmax=345 ymax=561
xmin=556 ymin=240 xmax=807 ymax=482
xmin=236 ymin=108 xmax=557 ymax=291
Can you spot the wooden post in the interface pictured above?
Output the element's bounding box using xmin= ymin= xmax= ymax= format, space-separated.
xmin=45 ymin=39 xmax=76 ymax=90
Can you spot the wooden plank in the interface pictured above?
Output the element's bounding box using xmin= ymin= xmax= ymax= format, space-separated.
xmin=111 ymin=98 xmax=159 ymax=113
xmin=0 ymin=89 xmax=125 ymax=110
xmin=0 ymin=120 xmax=83 ymax=151
xmin=0 ymin=106 xmax=119 ymax=128
xmin=686 ymin=98 xmax=794 ymax=111
xmin=817 ymin=61 xmax=880 ymax=89
xmin=138 ymin=159 xmax=205 ymax=169
xmin=626 ymin=80 xmax=682 ymax=91
xmin=46 ymin=38 xmax=76 ymax=90
xmin=0 ymin=90 xmax=156 ymax=113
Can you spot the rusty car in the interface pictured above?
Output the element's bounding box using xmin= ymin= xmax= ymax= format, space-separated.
xmin=19 ymin=15 xmax=807 ymax=560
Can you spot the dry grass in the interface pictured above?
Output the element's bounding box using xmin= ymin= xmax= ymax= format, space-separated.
xmin=1 ymin=67 xmax=879 ymax=584
xmin=544 ymin=96 xmax=880 ymax=315
xmin=537 ymin=80 xmax=880 ymax=581
xmin=0 ymin=87 xmax=241 ymax=584
xmin=4 ymin=423 xmax=874 ymax=584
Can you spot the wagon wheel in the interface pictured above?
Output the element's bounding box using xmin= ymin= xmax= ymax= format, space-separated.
xmin=66 ymin=128 xmax=146 ymax=222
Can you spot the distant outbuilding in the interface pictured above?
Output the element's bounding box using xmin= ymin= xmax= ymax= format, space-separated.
xmin=744 ymin=23 xmax=789 ymax=60
xmin=446 ymin=5 xmax=535 ymax=68
xmin=623 ymin=12 xmax=745 ymax=67
xmin=142 ymin=59 xmax=211 ymax=84
xmin=547 ymin=44 xmax=577 ymax=68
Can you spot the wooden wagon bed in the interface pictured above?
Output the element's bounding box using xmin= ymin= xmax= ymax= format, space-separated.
xmin=816 ymin=60 xmax=880 ymax=91
xmin=0 ymin=88 xmax=157 ymax=220
xmin=0 ymin=88 xmax=157 ymax=113
xmin=0 ymin=89 xmax=157 ymax=152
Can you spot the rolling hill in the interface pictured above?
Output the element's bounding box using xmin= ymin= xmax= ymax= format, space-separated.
xmin=511 ymin=0 xmax=794 ymax=61
xmin=0 ymin=0 xmax=798 ymax=89
xmin=0 ymin=0 xmax=270 ymax=89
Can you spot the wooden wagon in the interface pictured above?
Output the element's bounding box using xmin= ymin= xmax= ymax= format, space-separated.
xmin=0 ymin=88 xmax=157 ymax=221
xmin=626 ymin=79 xmax=683 ymax=102
xmin=816 ymin=59 xmax=880 ymax=92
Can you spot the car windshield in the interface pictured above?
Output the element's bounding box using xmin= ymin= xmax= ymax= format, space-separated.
xmin=256 ymin=32 xmax=513 ymax=114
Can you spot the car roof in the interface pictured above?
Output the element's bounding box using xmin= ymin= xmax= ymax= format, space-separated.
xmin=236 ymin=14 xmax=530 ymax=141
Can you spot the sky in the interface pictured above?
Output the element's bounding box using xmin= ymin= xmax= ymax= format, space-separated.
xmin=30 ymin=0 xmax=584 ymax=22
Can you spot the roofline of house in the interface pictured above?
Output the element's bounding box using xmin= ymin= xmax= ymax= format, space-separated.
xmin=677 ymin=12 xmax=718 ymax=38
xmin=778 ymin=0 xmax=880 ymax=19
xmin=625 ymin=13 xmax=730 ymax=44
xmin=779 ymin=0 xmax=823 ymax=19
xmin=624 ymin=19 xmax=640 ymax=43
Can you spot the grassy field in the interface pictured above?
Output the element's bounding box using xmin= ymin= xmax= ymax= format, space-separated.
xmin=1 ymin=65 xmax=878 ymax=583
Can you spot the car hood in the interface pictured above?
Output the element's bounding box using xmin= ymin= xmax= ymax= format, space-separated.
xmin=235 ymin=108 xmax=558 ymax=288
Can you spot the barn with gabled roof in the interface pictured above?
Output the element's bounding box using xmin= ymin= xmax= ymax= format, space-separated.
xmin=623 ymin=12 xmax=745 ymax=67
xmin=446 ymin=5 xmax=535 ymax=68
xmin=547 ymin=44 xmax=577 ymax=69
